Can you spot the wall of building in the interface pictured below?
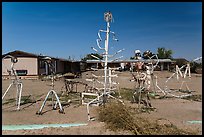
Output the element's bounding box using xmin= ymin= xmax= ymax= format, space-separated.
xmin=38 ymin=60 xmax=65 ymax=75
xmin=2 ymin=57 xmax=38 ymax=76
xmin=38 ymin=59 xmax=46 ymax=75
xmin=56 ymin=60 xmax=65 ymax=74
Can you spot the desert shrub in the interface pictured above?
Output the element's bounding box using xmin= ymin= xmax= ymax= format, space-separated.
xmin=97 ymin=101 xmax=198 ymax=135
xmin=97 ymin=101 xmax=141 ymax=135
xmin=182 ymin=94 xmax=202 ymax=102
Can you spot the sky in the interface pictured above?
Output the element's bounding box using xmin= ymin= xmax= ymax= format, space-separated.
xmin=2 ymin=2 xmax=202 ymax=61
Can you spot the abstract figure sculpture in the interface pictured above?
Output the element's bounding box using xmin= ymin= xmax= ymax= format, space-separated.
xmin=2 ymin=55 xmax=23 ymax=110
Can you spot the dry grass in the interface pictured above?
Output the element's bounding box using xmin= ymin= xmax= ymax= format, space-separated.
xmin=182 ymin=94 xmax=202 ymax=102
xmin=97 ymin=101 xmax=198 ymax=135
xmin=113 ymin=88 xmax=136 ymax=102
xmin=97 ymin=101 xmax=140 ymax=135
xmin=2 ymin=95 xmax=36 ymax=105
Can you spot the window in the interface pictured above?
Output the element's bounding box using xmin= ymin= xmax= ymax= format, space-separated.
xmin=16 ymin=70 xmax=27 ymax=76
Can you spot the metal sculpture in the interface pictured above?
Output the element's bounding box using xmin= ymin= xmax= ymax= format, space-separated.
xmin=84 ymin=11 xmax=124 ymax=121
xmin=2 ymin=55 xmax=23 ymax=110
xmin=36 ymin=57 xmax=64 ymax=115
xmin=163 ymin=57 xmax=202 ymax=98
xmin=130 ymin=51 xmax=160 ymax=109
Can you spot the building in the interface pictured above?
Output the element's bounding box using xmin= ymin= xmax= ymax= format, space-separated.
xmin=86 ymin=59 xmax=176 ymax=71
xmin=2 ymin=50 xmax=81 ymax=79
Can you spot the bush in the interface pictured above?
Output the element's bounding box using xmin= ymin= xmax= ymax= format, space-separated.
xmin=190 ymin=62 xmax=202 ymax=73
xmin=97 ymin=101 xmax=198 ymax=135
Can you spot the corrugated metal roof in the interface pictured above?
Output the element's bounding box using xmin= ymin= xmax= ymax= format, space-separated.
xmin=2 ymin=50 xmax=72 ymax=62
xmin=86 ymin=59 xmax=175 ymax=63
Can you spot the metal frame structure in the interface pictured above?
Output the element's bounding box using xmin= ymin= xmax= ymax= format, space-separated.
xmin=36 ymin=57 xmax=64 ymax=115
xmin=163 ymin=63 xmax=193 ymax=98
xmin=130 ymin=52 xmax=159 ymax=108
xmin=2 ymin=55 xmax=23 ymax=110
xmin=84 ymin=67 xmax=122 ymax=120
xmin=154 ymin=57 xmax=202 ymax=98
xmin=130 ymin=55 xmax=202 ymax=100
xmin=84 ymin=11 xmax=124 ymax=121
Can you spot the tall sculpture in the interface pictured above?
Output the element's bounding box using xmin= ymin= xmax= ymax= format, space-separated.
xmin=85 ymin=11 xmax=124 ymax=121
xmin=2 ymin=55 xmax=23 ymax=110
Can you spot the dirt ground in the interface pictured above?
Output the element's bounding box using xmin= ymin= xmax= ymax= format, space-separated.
xmin=2 ymin=71 xmax=202 ymax=135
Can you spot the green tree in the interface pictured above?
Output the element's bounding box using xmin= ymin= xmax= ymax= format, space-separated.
xmin=157 ymin=47 xmax=173 ymax=59
xmin=81 ymin=53 xmax=103 ymax=61
xmin=130 ymin=56 xmax=135 ymax=60
xmin=142 ymin=50 xmax=156 ymax=59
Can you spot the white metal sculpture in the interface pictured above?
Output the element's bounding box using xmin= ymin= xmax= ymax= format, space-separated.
xmin=193 ymin=56 xmax=202 ymax=62
xmin=36 ymin=57 xmax=64 ymax=115
xmin=134 ymin=50 xmax=142 ymax=60
xmin=2 ymin=55 xmax=23 ymax=110
xmin=130 ymin=51 xmax=160 ymax=108
xmin=82 ymin=70 xmax=101 ymax=106
xmin=162 ymin=65 xmax=192 ymax=98
xmin=84 ymin=11 xmax=124 ymax=121
xmin=163 ymin=57 xmax=202 ymax=98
